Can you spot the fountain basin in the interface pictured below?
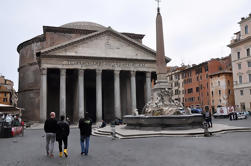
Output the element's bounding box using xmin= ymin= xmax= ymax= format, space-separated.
xmin=123 ymin=114 xmax=203 ymax=128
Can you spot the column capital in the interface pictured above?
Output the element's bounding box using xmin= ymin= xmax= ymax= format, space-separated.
xmin=79 ymin=69 xmax=84 ymax=75
xmin=130 ymin=71 xmax=136 ymax=77
xmin=60 ymin=69 xmax=66 ymax=76
xmin=114 ymin=70 xmax=120 ymax=76
xmin=96 ymin=69 xmax=102 ymax=75
xmin=40 ymin=68 xmax=47 ymax=75
xmin=146 ymin=72 xmax=151 ymax=78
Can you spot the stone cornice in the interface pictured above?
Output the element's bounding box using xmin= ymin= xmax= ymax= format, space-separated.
xmin=38 ymin=54 xmax=156 ymax=62
xmin=18 ymin=88 xmax=40 ymax=93
xmin=121 ymin=32 xmax=145 ymax=40
xmin=209 ymin=70 xmax=232 ymax=77
xmin=17 ymin=35 xmax=45 ymax=53
xmin=43 ymin=26 xmax=97 ymax=35
xmin=18 ymin=62 xmax=38 ymax=72
xmin=227 ymin=36 xmax=251 ymax=48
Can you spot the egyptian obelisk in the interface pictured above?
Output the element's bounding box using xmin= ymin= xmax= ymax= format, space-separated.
xmin=154 ymin=1 xmax=169 ymax=88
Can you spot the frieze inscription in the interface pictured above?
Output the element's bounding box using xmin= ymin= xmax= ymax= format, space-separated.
xmin=63 ymin=60 xmax=147 ymax=68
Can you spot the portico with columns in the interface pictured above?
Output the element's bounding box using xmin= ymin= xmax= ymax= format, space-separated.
xmin=37 ymin=28 xmax=156 ymax=123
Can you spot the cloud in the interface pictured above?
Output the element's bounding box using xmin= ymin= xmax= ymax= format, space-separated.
xmin=0 ymin=0 xmax=250 ymax=89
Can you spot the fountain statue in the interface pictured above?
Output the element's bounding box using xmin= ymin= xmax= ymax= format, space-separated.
xmin=123 ymin=2 xmax=203 ymax=128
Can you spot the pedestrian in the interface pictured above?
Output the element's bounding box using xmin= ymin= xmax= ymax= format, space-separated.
xmin=79 ymin=112 xmax=92 ymax=155
xmin=203 ymin=109 xmax=212 ymax=128
xmin=56 ymin=115 xmax=70 ymax=158
xmin=44 ymin=112 xmax=58 ymax=158
xmin=99 ymin=120 xmax=106 ymax=128
xmin=66 ymin=117 xmax=71 ymax=125
xmin=111 ymin=121 xmax=116 ymax=140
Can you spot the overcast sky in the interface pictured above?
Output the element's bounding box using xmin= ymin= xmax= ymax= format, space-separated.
xmin=0 ymin=0 xmax=250 ymax=90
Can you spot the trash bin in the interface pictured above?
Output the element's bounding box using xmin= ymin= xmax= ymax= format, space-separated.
xmin=3 ymin=127 xmax=12 ymax=138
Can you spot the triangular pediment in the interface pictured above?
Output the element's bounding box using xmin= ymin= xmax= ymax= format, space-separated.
xmin=40 ymin=29 xmax=156 ymax=61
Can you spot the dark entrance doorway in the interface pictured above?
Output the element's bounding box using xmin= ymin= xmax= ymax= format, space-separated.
xmin=136 ymin=72 xmax=146 ymax=114
xmin=66 ymin=69 xmax=78 ymax=123
xmin=47 ymin=69 xmax=60 ymax=119
xmin=85 ymin=70 xmax=96 ymax=122
xmin=102 ymin=70 xmax=114 ymax=122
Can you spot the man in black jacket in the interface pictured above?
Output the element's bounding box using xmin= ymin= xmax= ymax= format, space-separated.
xmin=56 ymin=115 xmax=70 ymax=158
xmin=44 ymin=112 xmax=58 ymax=158
xmin=79 ymin=113 xmax=92 ymax=155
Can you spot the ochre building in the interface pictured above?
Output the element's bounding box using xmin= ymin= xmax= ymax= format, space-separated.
xmin=0 ymin=75 xmax=14 ymax=105
xmin=17 ymin=22 xmax=158 ymax=122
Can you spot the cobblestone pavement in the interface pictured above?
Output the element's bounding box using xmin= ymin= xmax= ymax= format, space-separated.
xmin=0 ymin=119 xmax=251 ymax=166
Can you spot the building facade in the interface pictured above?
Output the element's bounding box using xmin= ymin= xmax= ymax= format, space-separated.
xmin=228 ymin=14 xmax=251 ymax=111
xmin=183 ymin=63 xmax=210 ymax=110
xmin=209 ymin=71 xmax=235 ymax=113
xmin=166 ymin=66 xmax=186 ymax=106
xmin=0 ymin=75 xmax=14 ymax=105
xmin=167 ymin=56 xmax=233 ymax=112
xmin=18 ymin=22 xmax=158 ymax=122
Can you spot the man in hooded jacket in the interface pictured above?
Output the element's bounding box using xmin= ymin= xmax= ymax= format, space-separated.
xmin=79 ymin=113 xmax=92 ymax=155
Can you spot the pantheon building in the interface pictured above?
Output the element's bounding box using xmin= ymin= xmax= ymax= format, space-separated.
xmin=17 ymin=22 xmax=160 ymax=123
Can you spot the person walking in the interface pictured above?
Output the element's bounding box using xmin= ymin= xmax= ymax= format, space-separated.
xmin=56 ymin=115 xmax=70 ymax=158
xmin=79 ymin=113 xmax=92 ymax=155
xmin=44 ymin=112 xmax=58 ymax=158
xmin=203 ymin=109 xmax=212 ymax=128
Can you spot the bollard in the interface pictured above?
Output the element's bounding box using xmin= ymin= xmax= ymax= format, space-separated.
xmin=111 ymin=123 xmax=116 ymax=140
xmin=203 ymin=121 xmax=210 ymax=137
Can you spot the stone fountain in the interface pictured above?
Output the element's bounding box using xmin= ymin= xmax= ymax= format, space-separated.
xmin=123 ymin=4 xmax=203 ymax=128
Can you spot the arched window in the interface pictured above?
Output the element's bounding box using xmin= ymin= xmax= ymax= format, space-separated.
xmin=245 ymin=25 xmax=248 ymax=34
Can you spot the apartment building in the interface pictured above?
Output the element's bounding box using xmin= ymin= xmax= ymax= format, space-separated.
xmin=0 ymin=75 xmax=14 ymax=105
xmin=167 ymin=56 xmax=233 ymax=112
xmin=228 ymin=13 xmax=251 ymax=111
xmin=166 ymin=66 xmax=187 ymax=106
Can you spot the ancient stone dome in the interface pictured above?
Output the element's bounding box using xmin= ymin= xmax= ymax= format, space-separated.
xmin=60 ymin=21 xmax=106 ymax=31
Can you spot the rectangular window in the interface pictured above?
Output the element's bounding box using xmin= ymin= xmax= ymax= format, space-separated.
xmin=196 ymin=87 xmax=199 ymax=92
xmin=237 ymin=52 xmax=240 ymax=59
xmin=238 ymin=63 xmax=241 ymax=69
xmin=204 ymin=66 xmax=208 ymax=72
xmin=245 ymin=25 xmax=249 ymax=34
xmin=239 ymin=75 xmax=242 ymax=84
xmin=188 ymin=88 xmax=193 ymax=94
xmin=4 ymin=92 xmax=6 ymax=96
xmin=240 ymin=102 xmax=246 ymax=111
xmin=3 ymin=98 xmax=7 ymax=102
xmin=247 ymin=48 xmax=250 ymax=56
xmin=249 ymin=74 xmax=251 ymax=83
xmin=250 ymin=89 xmax=251 ymax=95
xmin=219 ymin=90 xmax=221 ymax=95
xmin=228 ymin=89 xmax=231 ymax=95
xmin=211 ymin=91 xmax=214 ymax=96
xmin=240 ymin=90 xmax=244 ymax=96
xmin=248 ymin=61 xmax=251 ymax=67
xmin=218 ymin=81 xmax=220 ymax=86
